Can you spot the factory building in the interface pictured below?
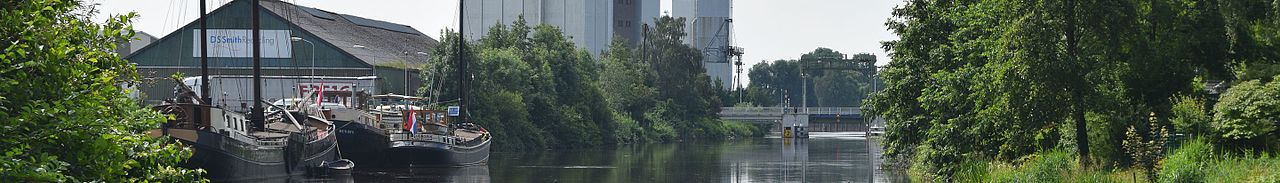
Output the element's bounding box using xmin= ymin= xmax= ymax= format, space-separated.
xmin=674 ymin=0 xmax=735 ymax=90
xmin=462 ymin=0 xmax=660 ymax=54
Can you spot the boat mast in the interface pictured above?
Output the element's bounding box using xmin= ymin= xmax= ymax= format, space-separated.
xmin=200 ymin=0 xmax=209 ymax=104
xmin=457 ymin=0 xmax=467 ymax=123
xmin=251 ymin=0 xmax=264 ymax=128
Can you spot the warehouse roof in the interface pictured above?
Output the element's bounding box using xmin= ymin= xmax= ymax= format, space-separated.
xmin=261 ymin=0 xmax=437 ymax=67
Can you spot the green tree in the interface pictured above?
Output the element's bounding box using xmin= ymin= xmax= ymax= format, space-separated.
xmin=805 ymin=50 xmax=876 ymax=107
xmin=1211 ymin=76 xmax=1280 ymax=144
xmin=866 ymin=0 xmax=1243 ymax=177
xmin=865 ymin=0 xmax=958 ymax=168
xmin=745 ymin=49 xmax=877 ymax=108
xmin=641 ymin=16 xmax=722 ymax=138
xmin=746 ymin=60 xmax=801 ymax=107
xmin=0 ymin=0 xmax=201 ymax=181
xmin=600 ymin=35 xmax=658 ymax=142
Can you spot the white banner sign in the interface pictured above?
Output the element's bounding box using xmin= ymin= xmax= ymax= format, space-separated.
xmin=297 ymin=82 xmax=355 ymax=96
xmin=192 ymin=29 xmax=292 ymax=58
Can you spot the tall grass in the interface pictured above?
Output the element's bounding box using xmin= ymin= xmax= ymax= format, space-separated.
xmin=1203 ymin=153 xmax=1280 ymax=183
xmin=1158 ymin=138 xmax=1280 ymax=183
xmin=1159 ymin=137 xmax=1212 ymax=183
xmin=945 ymin=150 xmax=1148 ymax=182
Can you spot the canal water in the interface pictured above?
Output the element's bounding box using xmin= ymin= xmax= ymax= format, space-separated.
xmin=281 ymin=132 xmax=902 ymax=182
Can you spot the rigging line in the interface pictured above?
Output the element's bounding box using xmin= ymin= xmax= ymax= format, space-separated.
xmin=176 ymin=0 xmax=190 ymax=71
xmin=431 ymin=56 xmax=447 ymax=107
xmin=275 ymin=0 xmax=293 ymax=61
xmin=422 ymin=52 xmax=441 ymax=107
xmin=178 ymin=0 xmax=189 ymax=34
xmin=289 ymin=0 xmax=305 ymax=100
xmin=161 ymin=0 xmax=173 ymax=36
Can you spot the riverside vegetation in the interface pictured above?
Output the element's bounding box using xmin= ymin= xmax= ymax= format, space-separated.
xmin=0 ymin=0 xmax=203 ymax=182
xmin=421 ymin=16 xmax=765 ymax=150
xmin=867 ymin=0 xmax=1280 ymax=182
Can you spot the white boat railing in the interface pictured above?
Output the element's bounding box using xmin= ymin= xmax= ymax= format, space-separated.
xmin=389 ymin=133 xmax=455 ymax=145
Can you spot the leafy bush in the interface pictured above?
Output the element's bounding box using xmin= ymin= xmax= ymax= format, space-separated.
xmin=1211 ymin=77 xmax=1280 ymax=142
xmin=907 ymin=143 xmax=954 ymax=182
xmin=0 ymin=1 xmax=201 ymax=181
xmin=719 ymin=120 xmax=763 ymax=138
xmin=644 ymin=101 xmax=678 ymax=142
xmin=473 ymin=90 xmax=547 ymax=149
xmin=610 ymin=112 xmax=644 ymax=144
xmin=1170 ymin=95 xmax=1212 ymax=137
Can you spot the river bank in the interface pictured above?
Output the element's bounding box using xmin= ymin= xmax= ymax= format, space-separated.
xmin=894 ymin=138 xmax=1280 ymax=182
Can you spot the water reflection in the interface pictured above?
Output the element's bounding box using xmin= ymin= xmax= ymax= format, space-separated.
xmin=483 ymin=132 xmax=890 ymax=182
xmin=224 ymin=165 xmax=490 ymax=183
xmin=241 ymin=132 xmax=898 ymax=182
xmin=352 ymin=166 xmax=490 ymax=183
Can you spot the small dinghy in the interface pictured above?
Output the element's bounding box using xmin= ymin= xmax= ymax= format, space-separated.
xmin=324 ymin=159 xmax=355 ymax=174
xmin=310 ymin=159 xmax=355 ymax=177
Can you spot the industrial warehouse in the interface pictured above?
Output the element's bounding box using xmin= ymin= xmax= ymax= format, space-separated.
xmin=126 ymin=0 xmax=437 ymax=107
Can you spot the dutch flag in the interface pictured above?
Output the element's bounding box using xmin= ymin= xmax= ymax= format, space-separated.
xmin=404 ymin=110 xmax=418 ymax=134
xmin=315 ymin=82 xmax=325 ymax=105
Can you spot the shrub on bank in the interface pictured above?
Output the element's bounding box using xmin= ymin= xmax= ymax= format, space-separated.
xmin=1170 ymin=95 xmax=1212 ymax=137
xmin=0 ymin=1 xmax=202 ymax=181
xmin=1211 ymin=77 xmax=1280 ymax=145
xmin=610 ymin=111 xmax=645 ymax=144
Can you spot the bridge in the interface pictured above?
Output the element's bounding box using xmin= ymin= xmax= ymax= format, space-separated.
xmin=719 ymin=107 xmax=862 ymax=123
xmin=719 ymin=107 xmax=873 ymax=132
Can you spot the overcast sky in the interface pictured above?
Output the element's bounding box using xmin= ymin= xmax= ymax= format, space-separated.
xmin=91 ymin=0 xmax=903 ymax=84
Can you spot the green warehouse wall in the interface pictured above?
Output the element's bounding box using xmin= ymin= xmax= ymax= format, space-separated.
xmin=126 ymin=0 xmax=428 ymax=103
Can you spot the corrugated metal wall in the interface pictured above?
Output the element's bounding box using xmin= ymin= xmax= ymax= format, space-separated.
xmin=127 ymin=0 xmax=424 ymax=103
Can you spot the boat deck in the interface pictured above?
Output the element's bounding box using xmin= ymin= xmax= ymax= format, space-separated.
xmin=453 ymin=130 xmax=485 ymax=141
xmin=250 ymin=131 xmax=290 ymax=139
xmin=266 ymin=122 xmax=302 ymax=133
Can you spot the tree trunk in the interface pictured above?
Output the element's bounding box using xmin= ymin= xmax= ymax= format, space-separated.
xmin=1072 ymin=89 xmax=1090 ymax=165
xmin=1065 ymin=0 xmax=1090 ymax=166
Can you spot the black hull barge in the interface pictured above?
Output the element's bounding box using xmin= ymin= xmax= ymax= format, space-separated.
xmin=332 ymin=95 xmax=491 ymax=168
